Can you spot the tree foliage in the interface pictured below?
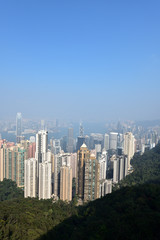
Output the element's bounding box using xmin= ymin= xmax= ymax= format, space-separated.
xmin=0 ymin=179 xmax=23 ymax=201
xmin=39 ymin=182 xmax=160 ymax=240
xmin=114 ymin=143 xmax=160 ymax=189
xmin=0 ymin=198 xmax=77 ymax=240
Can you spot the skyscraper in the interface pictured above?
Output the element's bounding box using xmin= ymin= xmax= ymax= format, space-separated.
xmin=24 ymin=158 xmax=37 ymax=198
xmin=16 ymin=147 xmax=26 ymax=188
xmin=28 ymin=142 xmax=36 ymax=159
xmin=70 ymin=153 xmax=77 ymax=179
xmin=60 ymin=165 xmax=72 ymax=201
xmin=76 ymin=136 xmax=85 ymax=151
xmin=0 ymin=144 xmax=27 ymax=189
xmin=16 ymin=112 xmax=22 ymax=143
xmin=84 ymin=154 xmax=100 ymax=202
xmin=104 ymin=133 xmax=109 ymax=151
xmin=124 ymin=132 xmax=135 ymax=169
xmin=77 ymin=144 xmax=99 ymax=202
xmin=34 ymin=130 xmax=52 ymax=199
xmin=112 ymin=155 xmax=128 ymax=183
xmin=52 ymin=139 xmax=61 ymax=155
xmin=61 ymin=136 xmax=67 ymax=152
xmin=54 ymin=153 xmax=71 ymax=198
xmin=76 ymin=143 xmax=90 ymax=199
xmin=35 ymin=130 xmax=48 ymax=165
xmin=112 ymin=157 xmax=119 ymax=183
xmin=39 ymin=162 xmax=51 ymax=199
xmin=99 ymin=179 xmax=112 ymax=197
xmin=109 ymin=132 xmax=118 ymax=150
xmin=98 ymin=153 xmax=107 ymax=181
xmin=67 ymin=128 xmax=74 ymax=153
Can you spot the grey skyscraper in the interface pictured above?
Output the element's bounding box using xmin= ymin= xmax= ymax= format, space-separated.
xmin=79 ymin=122 xmax=84 ymax=137
xmin=104 ymin=134 xmax=109 ymax=151
xmin=16 ymin=112 xmax=22 ymax=143
xmin=76 ymin=123 xmax=85 ymax=151
xmin=109 ymin=132 xmax=118 ymax=150
xmin=35 ymin=130 xmax=48 ymax=165
xmin=76 ymin=136 xmax=85 ymax=151
xmin=67 ymin=128 xmax=74 ymax=153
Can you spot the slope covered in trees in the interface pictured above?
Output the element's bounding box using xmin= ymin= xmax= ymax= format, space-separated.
xmin=0 ymin=198 xmax=77 ymax=240
xmin=115 ymin=143 xmax=160 ymax=188
xmin=0 ymin=182 xmax=160 ymax=240
xmin=0 ymin=179 xmax=23 ymax=201
xmin=39 ymin=182 xmax=160 ymax=240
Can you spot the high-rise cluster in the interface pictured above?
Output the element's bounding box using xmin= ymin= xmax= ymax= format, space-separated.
xmin=0 ymin=116 xmax=139 ymax=204
xmin=25 ymin=130 xmax=52 ymax=199
xmin=0 ymin=139 xmax=35 ymax=187
xmin=23 ymin=126 xmax=136 ymax=203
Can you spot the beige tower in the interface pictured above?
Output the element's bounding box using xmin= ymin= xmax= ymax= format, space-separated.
xmin=60 ymin=166 xmax=72 ymax=201
xmin=76 ymin=143 xmax=90 ymax=199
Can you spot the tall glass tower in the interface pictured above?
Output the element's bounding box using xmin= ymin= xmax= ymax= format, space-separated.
xmin=16 ymin=112 xmax=22 ymax=143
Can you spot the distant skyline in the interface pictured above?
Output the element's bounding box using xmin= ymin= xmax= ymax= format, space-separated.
xmin=1 ymin=1 xmax=160 ymax=121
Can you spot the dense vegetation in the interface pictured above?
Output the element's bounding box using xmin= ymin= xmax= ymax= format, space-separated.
xmin=39 ymin=182 xmax=160 ymax=240
xmin=115 ymin=143 xmax=160 ymax=188
xmin=0 ymin=198 xmax=77 ymax=240
xmin=0 ymin=144 xmax=160 ymax=239
xmin=0 ymin=179 xmax=23 ymax=201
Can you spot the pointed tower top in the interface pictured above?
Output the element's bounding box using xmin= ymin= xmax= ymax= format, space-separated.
xmin=81 ymin=143 xmax=87 ymax=148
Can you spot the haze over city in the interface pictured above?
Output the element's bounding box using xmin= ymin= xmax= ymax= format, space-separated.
xmin=1 ymin=0 xmax=160 ymax=121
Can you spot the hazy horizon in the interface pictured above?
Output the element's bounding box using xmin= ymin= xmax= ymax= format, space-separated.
xmin=1 ymin=1 xmax=160 ymax=121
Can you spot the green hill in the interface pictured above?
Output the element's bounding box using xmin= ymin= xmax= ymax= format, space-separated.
xmin=0 ymin=198 xmax=77 ymax=240
xmin=39 ymin=182 xmax=160 ymax=240
xmin=0 ymin=179 xmax=23 ymax=201
xmin=115 ymin=143 xmax=160 ymax=188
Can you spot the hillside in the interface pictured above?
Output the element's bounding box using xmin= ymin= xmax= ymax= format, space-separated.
xmin=0 ymin=179 xmax=23 ymax=201
xmin=115 ymin=143 xmax=160 ymax=188
xmin=39 ymin=182 xmax=160 ymax=240
xmin=0 ymin=198 xmax=77 ymax=240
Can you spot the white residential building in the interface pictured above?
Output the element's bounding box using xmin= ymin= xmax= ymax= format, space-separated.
xmin=104 ymin=134 xmax=109 ymax=151
xmin=35 ymin=130 xmax=48 ymax=164
xmin=98 ymin=153 xmax=107 ymax=181
xmin=24 ymin=158 xmax=37 ymax=198
xmin=124 ymin=132 xmax=135 ymax=169
xmin=109 ymin=132 xmax=118 ymax=150
xmin=99 ymin=179 xmax=112 ymax=197
xmin=39 ymin=162 xmax=51 ymax=200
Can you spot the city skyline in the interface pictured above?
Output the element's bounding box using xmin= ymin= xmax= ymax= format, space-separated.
xmin=1 ymin=1 xmax=160 ymax=121
xmin=0 ymin=1 xmax=160 ymax=238
xmin=0 ymin=115 xmax=159 ymax=203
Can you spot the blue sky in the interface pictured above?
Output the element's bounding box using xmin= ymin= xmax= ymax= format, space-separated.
xmin=0 ymin=0 xmax=160 ymax=121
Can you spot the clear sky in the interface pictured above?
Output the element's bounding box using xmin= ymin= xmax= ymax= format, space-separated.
xmin=0 ymin=0 xmax=160 ymax=121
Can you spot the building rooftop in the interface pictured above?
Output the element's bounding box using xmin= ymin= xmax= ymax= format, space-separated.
xmin=81 ymin=143 xmax=87 ymax=148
